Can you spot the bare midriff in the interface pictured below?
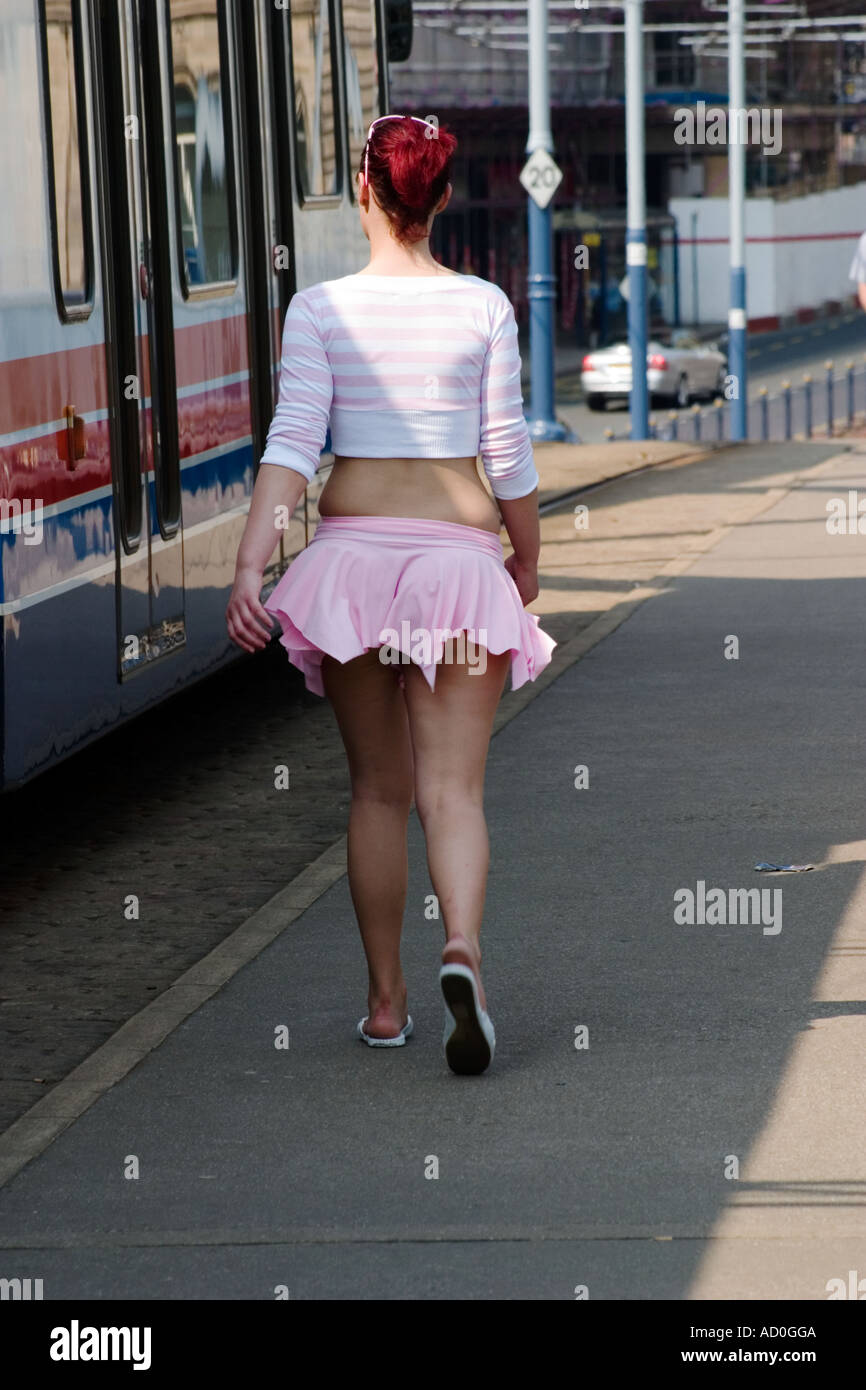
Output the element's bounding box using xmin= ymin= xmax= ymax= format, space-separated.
xmin=318 ymin=455 xmax=502 ymax=534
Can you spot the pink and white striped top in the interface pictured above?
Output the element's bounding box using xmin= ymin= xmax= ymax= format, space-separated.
xmin=259 ymin=272 xmax=539 ymax=500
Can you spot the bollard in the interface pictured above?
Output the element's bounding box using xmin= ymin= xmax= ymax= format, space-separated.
xmin=759 ymin=385 xmax=768 ymax=441
xmin=668 ymin=409 xmax=678 ymax=442
xmin=713 ymin=397 xmax=724 ymax=441
xmin=691 ymin=403 xmax=701 ymax=441
xmin=847 ymin=361 xmax=855 ymax=430
xmin=803 ymin=374 xmax=812 ymax=438
xmin=782 ymin=380 xmax=791 ymax=440
xmin=825 ymin=359 xmax=834 ymax=438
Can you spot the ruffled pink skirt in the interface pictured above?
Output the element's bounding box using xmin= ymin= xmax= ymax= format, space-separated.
xmin=263 ymin=514 xmax=556 ymax=697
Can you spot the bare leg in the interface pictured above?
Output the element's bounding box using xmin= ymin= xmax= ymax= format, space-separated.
xmin=403 ymin=640 xmax=509 ymax=1011
xmin=322 ymin=650 xmax=414 ymax=1038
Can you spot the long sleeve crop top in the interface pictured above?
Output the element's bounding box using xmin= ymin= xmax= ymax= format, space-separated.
xmin=259 ymin=272 xmax=539 ymax=500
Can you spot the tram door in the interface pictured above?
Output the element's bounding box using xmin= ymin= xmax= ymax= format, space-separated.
xmin=92 ymin=0 xmax=185 ymax=679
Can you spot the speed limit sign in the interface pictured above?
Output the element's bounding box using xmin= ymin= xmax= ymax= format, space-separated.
xmin=519 ymin=148 xmax=563 ymax=210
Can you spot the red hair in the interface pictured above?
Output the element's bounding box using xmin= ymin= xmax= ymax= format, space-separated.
xmin=361 ymin=117 xmax=458 ymax=243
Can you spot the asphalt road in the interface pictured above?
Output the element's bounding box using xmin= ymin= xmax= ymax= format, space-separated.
xmin=556 ymin=311 xmax=866 ymax=443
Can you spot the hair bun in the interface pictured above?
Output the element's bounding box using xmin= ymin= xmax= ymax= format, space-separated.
xmin=389 ymin=124 xmax=449 ymax=207
xmin=363 ymin=116 xmax=458 ymax=242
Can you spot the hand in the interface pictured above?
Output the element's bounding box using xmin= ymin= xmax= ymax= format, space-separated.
xmin=226 ymin=566 xmax=274 ymax=652
xmin=504 ymin=554 xmax=539 ymax=607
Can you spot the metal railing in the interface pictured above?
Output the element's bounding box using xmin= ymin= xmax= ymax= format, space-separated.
xmin=604 ymin=358 xmax=866 ymax=445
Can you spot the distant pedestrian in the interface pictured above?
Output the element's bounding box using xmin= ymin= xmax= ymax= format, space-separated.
xmin=849 ymin=229 xmax=866 ymax=312
xmin=226 ymin=116 xmax=555 ymax=1075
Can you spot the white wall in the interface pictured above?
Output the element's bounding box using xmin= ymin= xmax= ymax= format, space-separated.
xmin=670 ymin=183 xmax=866 ymax=324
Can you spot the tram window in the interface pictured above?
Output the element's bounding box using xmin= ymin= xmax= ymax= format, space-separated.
xmin=167 ymin=0 xmax=237 ymax=290
xmin=290 ymin=0 xmax=339 ymax=199
xmin=342 ymin=1 xmax=380 ymax=193
xmin=40 ymin=0 xmax=92 ymax=316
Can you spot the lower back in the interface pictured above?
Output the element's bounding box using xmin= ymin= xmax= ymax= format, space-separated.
xmin=319 ymin=456 xmax=501 ymax=533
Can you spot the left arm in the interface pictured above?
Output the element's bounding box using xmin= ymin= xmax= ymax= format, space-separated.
xmin=227 ymin=291 xmax=333 ymax=651
xmin=227 ymin=464 xmax=309 ymax=653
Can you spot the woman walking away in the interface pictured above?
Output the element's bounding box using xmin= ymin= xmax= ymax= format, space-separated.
xmin=226 ymin=115 xmax=556 ymax=1075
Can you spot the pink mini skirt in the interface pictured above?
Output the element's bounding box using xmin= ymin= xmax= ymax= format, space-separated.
xmin=263 ymin=514 xmax=556 ymax=697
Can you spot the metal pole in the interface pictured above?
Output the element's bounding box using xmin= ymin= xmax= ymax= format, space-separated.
xmin=672 ymin=221 xmax=680 ymax=327
xmin=625 ymin=0 xmax=649 ymax=440
xmin=599 ymin=234 xmax=608 ymax=346
xmin=690 ymin=210 xmax=699 ymax=326
xmin=526 ymin=0 xmax=566 ymax=440
xmin=728 ymin=0 xmax=748 ymax=439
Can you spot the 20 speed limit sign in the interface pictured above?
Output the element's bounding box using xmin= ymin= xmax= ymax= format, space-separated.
xmin=519 ymin=148 xmax=563 ymax=209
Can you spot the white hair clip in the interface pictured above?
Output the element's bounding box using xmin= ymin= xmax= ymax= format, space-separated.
xmin=362 ymin=114 xmax=439 ymax=189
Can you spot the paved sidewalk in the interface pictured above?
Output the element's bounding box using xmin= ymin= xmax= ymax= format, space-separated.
xmin=533 ymin=437 xmax=708 ymax=507
xmin=0 ymin=436 xmax=706 ymax=1131
xmin=1 ymin=443 xmax=864 ymax=1298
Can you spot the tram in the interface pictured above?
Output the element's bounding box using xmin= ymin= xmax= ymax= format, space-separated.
xmin=0 ymin=0 xmax=413 ymax=789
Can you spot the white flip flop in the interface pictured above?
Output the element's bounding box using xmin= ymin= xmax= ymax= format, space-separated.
xmin=357 ymin=1014 xmax=414 ymax=1047
xmin=440 ymin=963 xmax=495 ymax=1075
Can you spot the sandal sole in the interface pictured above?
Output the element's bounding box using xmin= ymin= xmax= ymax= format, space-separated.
xmin=440 ymin=966 xmax=494 ymax=1075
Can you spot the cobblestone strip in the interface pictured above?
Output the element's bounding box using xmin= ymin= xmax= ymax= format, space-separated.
xmin=0 ymin=839 xmax=348 ymax=1187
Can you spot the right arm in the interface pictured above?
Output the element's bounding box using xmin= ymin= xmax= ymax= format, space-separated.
xmin=479 ymin=291 xmax=542 ymax=606
xmin=497 ymin=493 xmax=540 ymax=606
xmin=226 ymin=291 xmax=333 ymax=652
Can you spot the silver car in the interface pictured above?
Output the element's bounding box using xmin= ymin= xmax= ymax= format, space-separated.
xmin=581 ymin=331 xmax=727 ymax=411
